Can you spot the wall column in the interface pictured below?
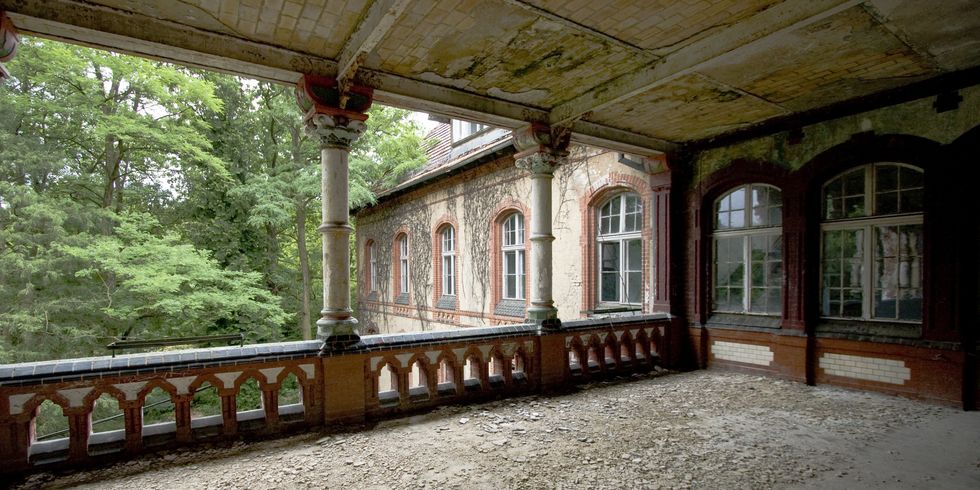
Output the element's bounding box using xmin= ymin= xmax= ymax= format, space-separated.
xmin=512 ymin=124 xmax=569 ymax=329
xmin=296 ymin=75 xmax=373 ymax=351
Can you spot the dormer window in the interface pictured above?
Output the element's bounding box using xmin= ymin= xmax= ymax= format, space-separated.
xmin=452 ymin=119 xmax=487 ymax=142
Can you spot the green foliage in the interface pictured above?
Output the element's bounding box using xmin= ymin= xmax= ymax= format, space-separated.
xmin=0 ymin=36 xmax=429 ymax=363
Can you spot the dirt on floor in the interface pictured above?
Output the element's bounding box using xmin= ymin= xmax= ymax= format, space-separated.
xmin=9 ymin=370 xmax=980 ymax=489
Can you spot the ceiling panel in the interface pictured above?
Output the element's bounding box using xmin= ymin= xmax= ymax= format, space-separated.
xmin=370 ymin=0 xmax=656 ymax=108
xmin=585 ymin=74 xmax=790 ymax=142
xmin=698 ymin=6 xmax=936 ymax=111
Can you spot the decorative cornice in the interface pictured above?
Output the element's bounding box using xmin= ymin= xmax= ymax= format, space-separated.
xmin=305 ymin=113 xmax=366 ymax=150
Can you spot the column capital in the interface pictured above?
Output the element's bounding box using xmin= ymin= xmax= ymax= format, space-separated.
xmin=296 ymin=74 xmax=372 ymax=149
xmin=1 ymin=12 xmax=21 ymax=80
xmin=515 ymin=151 xmax=564 ymax=175
xmin=512 ymin=122 xmax=571 ymax=175
xmin=305 ymin=113 xmax=366 ymax=150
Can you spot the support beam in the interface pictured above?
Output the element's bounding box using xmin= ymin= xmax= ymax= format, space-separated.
xmin=336 ymin=0 xmax=412 ymax=106
xmin=549 ymin=0 xmax=863 ymax=126
xmin=513 ymin=124 xmax=570 ymax=329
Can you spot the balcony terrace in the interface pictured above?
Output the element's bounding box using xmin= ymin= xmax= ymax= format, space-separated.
xmin=8 ymin=370 xmax=980 ymax=489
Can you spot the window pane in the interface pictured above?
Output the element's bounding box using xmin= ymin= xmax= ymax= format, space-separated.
xmin=506 ymin=274 xmax=516 ymax=299
xmin=876 ymin=165 xmax=898 ymax=192
xmin=627 ymin=271 xmax=642 ymax=303
xmin=900 ymin=166 xmax=924 ymax=189
xmin=900 ymin=188 xmax=923 ymax=214
xmin=627 ymin=239 xmax=642 ymax=272
xmin=822 ymin=229 xmax=864 ymax=317
xmin=767 ymin=287 xmax=782 ymax=314
xmin=823 ymin=178 xmax=844 ymax=219
xmin=873 ymin=224 xmax=922 ymax=320
xmin=601 ymin=242 xmax=619 ymax=272
xmin=505 ymin=251 xmax=516 ymax=275
xmin=601 ymin=272 xmax=619 ymax=302
xmin=717 ymin=212 xmax=730 ymax=230
xmin=751 ymin=186 xmax=768 ymax=227
xmin=730 ymin=208 xmax=745 ymax=228
xmin=877 ymin=191 xmax=898 ymax=215
xmin=729 ymin=188 xmax=745 ymax=211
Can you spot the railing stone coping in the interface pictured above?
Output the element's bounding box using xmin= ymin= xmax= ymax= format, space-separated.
xmin=0 ymin=313 xmax=669 ymax=387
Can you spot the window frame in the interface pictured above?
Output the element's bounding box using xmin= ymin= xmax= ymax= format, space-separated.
xmin=711 ymin=184 xmax=784 ymax=316
xmin=819 ymin=162 xmax=925 ymax=323
xmin=501 ymin=213 xmax=526 ymax=300
xmin=596 ymin=193 xmax=643 ymax=307
xmin=398 ymin=234 xmax=409 ymax=295
xmin=440 ymin=225 xmax=456 ymax=297
xmin=367 ymin=241 xmax=377 ymax=293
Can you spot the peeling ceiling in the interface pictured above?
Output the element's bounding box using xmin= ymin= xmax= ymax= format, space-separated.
xmin=1 ymin=0 xmax=978 ymax=154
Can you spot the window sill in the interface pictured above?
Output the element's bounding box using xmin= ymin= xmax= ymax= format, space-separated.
xmin=394 ymin=292 xmax=409 ymax=305
xmin=587 ymin=306 xmax=642 ymax=318
xmin=494 ymin=299 xmax=526 ymax=318
xmin=706 ymin=313 xmax=782 ymax=329
xmin=816 ymin=320 xmax=921 ymax=340
xmin=435 ymin=295 xmax=457 ymax=310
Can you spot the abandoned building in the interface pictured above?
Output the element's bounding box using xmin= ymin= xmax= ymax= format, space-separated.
xmin=0 ymin=0 xmax=979 ymax=476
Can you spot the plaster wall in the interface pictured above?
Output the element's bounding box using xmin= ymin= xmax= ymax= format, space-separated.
xmin=355 ymin=148 xmax=649 ymax=333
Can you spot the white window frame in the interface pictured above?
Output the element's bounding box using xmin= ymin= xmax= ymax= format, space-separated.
xmin=502 ymin=213 xmax=525 ymax=300
xmin=596 ymin=193 xmax=643 ymax=306
xmin=368 ymin=242 xmax=377 ymax=292
xmin=819 ymin=163 xmax=924 ymax=322
xmin=712 ymin=184 xmax=783 ymax=315
xmin=399 ymin=235 xmax=409 ymax=294
xmin=451 ymin=119 xmax=488 ymax=142
xmin=441 ymin=226 xmax=456 ymax=296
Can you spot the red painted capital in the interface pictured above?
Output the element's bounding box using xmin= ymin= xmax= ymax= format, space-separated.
xmin=295 ymin=74 xmax=373 ymax=122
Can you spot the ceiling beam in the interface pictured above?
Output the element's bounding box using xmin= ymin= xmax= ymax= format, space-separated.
xmin=0 ymin=0 xmax=333 ymax=84
xmin=549 ymin=0 xmax=864 ymax=126
xmin=336 ymin=0 xmax=412 ymax=101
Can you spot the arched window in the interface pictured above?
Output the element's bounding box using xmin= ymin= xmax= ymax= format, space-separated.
xmin=398 ymin=234 xmax=409 ymax=295
xmin=597 ymin=193 xmax=643 ymax=305
xmin=712 ymin=184 xmax=783 ymax=314
xmin=440 ymin=225 xmax=456 ymax=297
xmin=502 ymin=213 xmax=525 ymax=300
xmin=820 ymin=163 xmax=923 ymax=321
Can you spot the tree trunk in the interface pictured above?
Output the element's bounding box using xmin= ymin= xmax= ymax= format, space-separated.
xmin=296 ymin=201 xmax=313 ymax=340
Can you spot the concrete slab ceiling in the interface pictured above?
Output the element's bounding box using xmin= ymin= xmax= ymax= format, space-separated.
xmin=1 ymin=0 xmax=978 ymax=154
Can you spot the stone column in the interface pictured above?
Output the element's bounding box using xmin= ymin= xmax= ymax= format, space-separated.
xmin=512 ymin=124 xmax=570 ymax=329
xmin=296 ymin=74 xmax=373 ymax=352
xmin=306 ymin=114 xmax=365 ymax=349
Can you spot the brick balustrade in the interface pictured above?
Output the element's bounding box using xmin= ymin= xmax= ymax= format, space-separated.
xmin=0 ymin=314 xmax=671 ymax=474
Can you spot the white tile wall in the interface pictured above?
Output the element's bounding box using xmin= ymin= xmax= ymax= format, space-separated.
xmin=819 ymin=353 xmax=911 ymax=385
xmin=711 ymin=341 xmax=774 ymax=366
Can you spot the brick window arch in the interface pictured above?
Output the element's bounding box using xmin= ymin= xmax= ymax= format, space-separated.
xmin=581 ymin=173 xmax=653 ymax=315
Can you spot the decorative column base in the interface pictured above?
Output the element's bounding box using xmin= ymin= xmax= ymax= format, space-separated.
xmin=317 ymin=317 xmax=361 ymax=352
xmin=529 ymin=308 xmax=561 ymax=330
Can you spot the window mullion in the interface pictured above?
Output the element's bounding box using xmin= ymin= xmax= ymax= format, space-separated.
xmin=863 ymin=224 xmax=872 ymax=320
xmin=742 ymin=235 xmax=751 ymax=313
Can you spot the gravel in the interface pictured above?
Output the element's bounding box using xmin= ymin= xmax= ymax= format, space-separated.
xmin=12 ymin=370 xmax=978 ymax=489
